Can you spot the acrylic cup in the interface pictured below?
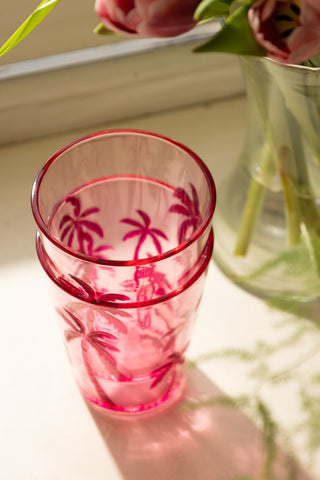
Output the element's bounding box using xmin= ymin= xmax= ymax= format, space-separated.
xmin=31 ymin=129 xmax=216 ymax=413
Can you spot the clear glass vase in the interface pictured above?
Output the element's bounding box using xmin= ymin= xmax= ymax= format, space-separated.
xmin=213 ymin=56 xmax=320 ymax=301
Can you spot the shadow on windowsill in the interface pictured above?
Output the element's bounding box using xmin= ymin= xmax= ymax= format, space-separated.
xmin=85 ymin=367 xmax=313 ymax=480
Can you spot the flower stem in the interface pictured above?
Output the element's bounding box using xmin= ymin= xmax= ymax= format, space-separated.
xmin=234 ymin=177 xmax=266 ymax=256
xmin=278 ymin=146 xmax=301 ymax=245
xmin=278 ymin=111 xmax=320 ymax=275
xmin=232 ymin=57 xmax=320 ymax=286
xmin=234 ymin=144 xmax=275 ymax=256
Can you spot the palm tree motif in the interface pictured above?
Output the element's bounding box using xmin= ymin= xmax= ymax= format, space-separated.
xmin=58 ymin=195 xmax=112 ymax=256
xmin=135 ymin=266 xmax=172 ymax=328
xmin=169 ymin=183 xmax=202 ymax=244
xmin=65 ymin=300 xmax=130 ymax=336
xmin=135 ymin=264 xmax=172 ymax=297
xmin=121 ymin=209 xmax=168 ymax=260
xmin=150 ymin=343 xmax=189 ymax=389
xmin=56 ymin=306 xmax=124 ymax=406
xmin=120 ymin=262 xmax=172 ymax=328
xmin=138 ymin=319 xmax=188 ymax=389
xmin=160 ymin=322 xmax=187 ymax=352
xmin=59 ymin=274 xmax=130 ymax=306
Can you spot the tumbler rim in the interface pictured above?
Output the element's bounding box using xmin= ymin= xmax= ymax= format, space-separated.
xmin=36 ymin=228 xmax=214 ymax=309
xmin=31 ymin=129 xmax=216 ymax=267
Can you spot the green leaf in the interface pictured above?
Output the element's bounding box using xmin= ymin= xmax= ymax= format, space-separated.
xmin=256 ymin=399 xmax=277 ymax=478
xmin=93 ymin=23 xmax=115 ymax=35
xmin=194 ymin=4 xmax=266 ymax=56
xmin=194 ymin=0 xmax=233 ymax=21
xmin=305 ymin=52 xmax=320 ymax=68
xmin=0 ymin=0 xmax=61 ymax=57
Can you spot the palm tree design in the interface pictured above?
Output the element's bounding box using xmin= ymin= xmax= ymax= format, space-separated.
xmin=169 ymin=183 xmax=202 ymax=244
xmin=56 ymin=306 xmax=123 ymax=406
xmin=59 ymin=274 xmax=130 ymax=306
xmin=138 ymin=318 xmax=188 ymax=389
xmin=65 ymin=300 xmax=130 ymax=336
xmin=121 ymin=209 xmax=168 ymax=260
xmin=160 ymin=322 xmax=187 ymax=352
xmin=134 ymin=265 xmax=172 ymax=328
xmin=135 ymin=264 xmax=172 ymax=297
xmin=150 ymin=345 xmax=188 ymax=389
xmin=59 ymin=195 xmax=111 ymax=256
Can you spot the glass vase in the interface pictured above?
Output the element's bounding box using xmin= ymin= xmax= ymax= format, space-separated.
xmin=213 ymin=56 xmax=320 ymax=301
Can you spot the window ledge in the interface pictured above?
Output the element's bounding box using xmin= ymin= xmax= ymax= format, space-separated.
xmin=0 ymin=23 xmax=244 ymax=145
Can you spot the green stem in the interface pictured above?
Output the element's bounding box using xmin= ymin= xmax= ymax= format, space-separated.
xmin=278 ymin=146 xmax=301 ymax=245
xmin=279 ymin=110 xmax=320 ymax=275
xmin=234 ymin=178 xmax=266 ymax=256
xmin=234 ymin=144 xmax=275 ymax=256
xmin=235 ymin=58 xmax=320 ymax=277
xmin=234 ymin=58 xmax=277 ymax=256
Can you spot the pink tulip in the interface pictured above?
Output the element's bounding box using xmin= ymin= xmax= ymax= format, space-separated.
xmin=94 ymin=0 xmax=201 ymax=38
xmin=248 ymin=0 xmax=320 ymax=64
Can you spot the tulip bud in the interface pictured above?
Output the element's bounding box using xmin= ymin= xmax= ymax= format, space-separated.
xmin=95 ymin=0 xmax=202 ymax=38
xmin=248 ymin=0 xmax=320 ymax=64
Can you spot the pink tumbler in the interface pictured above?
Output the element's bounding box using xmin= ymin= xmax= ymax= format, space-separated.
xmin=32 ymin=129 xmax=216 ymax=413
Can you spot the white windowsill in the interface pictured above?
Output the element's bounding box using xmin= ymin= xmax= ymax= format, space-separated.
xmin=1 ymin=94 xmax=319 ymax=479
xmin=0 ymin=23 xmax=244 ymax=145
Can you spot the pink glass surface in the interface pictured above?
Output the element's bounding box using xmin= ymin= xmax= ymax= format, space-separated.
xmin=40 ymin=230 xmax=213 ymax=413
xmin=32 ymin=129 xmax=216 ymax=413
